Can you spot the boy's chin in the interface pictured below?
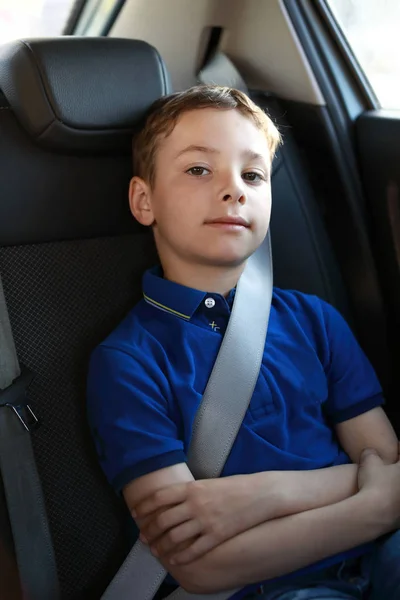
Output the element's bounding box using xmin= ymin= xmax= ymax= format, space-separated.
xmin=210 ymin=243 xmax=262 ymax=267
xmin=200 ymin=251 xmax=253 ymax=269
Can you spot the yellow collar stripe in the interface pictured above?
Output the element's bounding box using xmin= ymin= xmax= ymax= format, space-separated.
xmin=143 ymin=293 xmax=191 ymax=320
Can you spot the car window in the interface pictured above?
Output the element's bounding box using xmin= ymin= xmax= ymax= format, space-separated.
xmin=0 ymin=0 xmax=75 ymax=43
xmin=326 ymin=0 xmax=400 ymax=110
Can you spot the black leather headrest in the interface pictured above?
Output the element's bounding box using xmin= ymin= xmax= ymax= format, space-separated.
xmin=0 ymin=37 xmax=171 ymax=153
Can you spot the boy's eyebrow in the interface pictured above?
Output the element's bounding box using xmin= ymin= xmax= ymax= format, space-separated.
xmin=174 ymin=145 xmax=268 ymax=164
xmin=174 ymin=145 xmax=219 ymax=159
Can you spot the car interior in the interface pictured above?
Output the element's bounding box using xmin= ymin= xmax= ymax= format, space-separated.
xmin=0 ymin=0 xmax=399 ymax=598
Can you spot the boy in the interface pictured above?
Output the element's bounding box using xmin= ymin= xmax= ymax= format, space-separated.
xmin=87 ymin=86 xmax=400 ymax=600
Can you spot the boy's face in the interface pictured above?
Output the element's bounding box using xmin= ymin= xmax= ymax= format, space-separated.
xmin=130 ymin=108 xmax=272 ymax=271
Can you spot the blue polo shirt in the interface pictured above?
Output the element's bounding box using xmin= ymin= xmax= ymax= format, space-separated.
xmin=87 ymin=266 xmax=384 ymax=598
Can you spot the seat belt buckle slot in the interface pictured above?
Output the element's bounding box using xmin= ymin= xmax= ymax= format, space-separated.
xmin=0 ymin=366 xmax=38 ymax=431
xmin=6 ymin=403 xmax=38 ymax=432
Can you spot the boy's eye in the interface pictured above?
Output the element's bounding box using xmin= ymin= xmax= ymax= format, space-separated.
xmin=242 ymin=171 xmax=263 ymax=183
xmin=186 ymin=166 xmax=210 ymax=177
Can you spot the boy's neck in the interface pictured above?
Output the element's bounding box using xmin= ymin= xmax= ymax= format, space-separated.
xmin=161 ymin=260 xmax=245 ymax=297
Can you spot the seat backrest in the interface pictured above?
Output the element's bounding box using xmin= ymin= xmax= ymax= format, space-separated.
xmin=0 ymin=39 xmax=351 ymax=600
xmin=0 ymin=37 xmax=169 ymax=599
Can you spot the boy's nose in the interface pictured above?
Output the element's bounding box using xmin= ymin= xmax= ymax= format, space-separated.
xmin=221 ymin=178 xmax=246 ymax=204
xmin=222 ymin=193 xmax=245 ymax=204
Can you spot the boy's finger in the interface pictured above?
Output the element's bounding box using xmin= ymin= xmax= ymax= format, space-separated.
xmin=152 ymin=521 xmax=202 ymax=557
xmin=170 ymin=534 xmax=217 ymax=565
xmin=135 ymin=483 xmax=187 ymax=517
xmin=141 ymin=503 xmax=191 ymax=542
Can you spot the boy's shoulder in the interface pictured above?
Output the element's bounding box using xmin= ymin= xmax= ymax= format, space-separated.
xmin=272 ymin=286 xmax=321 ymax=309
xmin=271 ymin=287 xmax=351 ymax=353
xmin=272 ymin=287 xmax=335 ymax=323
xmin=97 ymin=297 xmax=153 ymax=354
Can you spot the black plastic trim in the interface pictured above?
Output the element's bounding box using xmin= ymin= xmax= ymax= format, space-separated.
xmin=71 ymin=0 xmax=126 ymax=37
xmin=282 ymin=0 xmax=390 ymax=393
xmin=0 ymin=91 xmax=9 ymax=108
xmin=314 ymin=0 xmax=379 ymax=110
xmin=100 ymin=0 xmax=126 ymax=36
xmin=78 ymin=0 xmax=103 ymax=36
xmin=62 ymin=0 xmax=88 ymax=35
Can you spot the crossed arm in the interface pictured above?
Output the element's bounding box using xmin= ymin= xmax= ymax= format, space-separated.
xmin=123 ymin=407 xmax=399 ymax=593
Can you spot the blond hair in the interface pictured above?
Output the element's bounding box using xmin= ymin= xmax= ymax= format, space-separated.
xmin=133 ymin=85 xmax=281 ymax=186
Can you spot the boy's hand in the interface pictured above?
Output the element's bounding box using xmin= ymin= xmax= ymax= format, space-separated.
xmin=134 ymin=474 xmax=270 ymax=565
xmin=357 ymin=443 xmax=400 ymax=531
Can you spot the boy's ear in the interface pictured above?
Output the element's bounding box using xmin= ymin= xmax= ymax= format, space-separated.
xmin=129 ymin=177 xmax=155 ymax=226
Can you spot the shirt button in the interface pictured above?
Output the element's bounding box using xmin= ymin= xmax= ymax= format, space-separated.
xmin=205 ymin=297 xmax=215 ymax=308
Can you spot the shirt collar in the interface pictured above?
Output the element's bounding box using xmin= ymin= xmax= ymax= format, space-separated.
xmin=142 ymin=266 xmax=236 ymax=321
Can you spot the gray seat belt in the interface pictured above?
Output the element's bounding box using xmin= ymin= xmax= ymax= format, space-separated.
xmin=102 ymin=231 xmax=273 ymax=600
xmin=0 ymin=275 xmax=60 ymax=599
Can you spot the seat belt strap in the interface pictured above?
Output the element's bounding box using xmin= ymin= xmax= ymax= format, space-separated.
xmin=187 ymin=231 xmax=273 ymax=480
xmin=0 ymin=274 xmax=19 ymax=390
xmin=101 ymin=232 xmax=273 ymax=600
xmin=0 ymin=274 xmax=60 ymax=600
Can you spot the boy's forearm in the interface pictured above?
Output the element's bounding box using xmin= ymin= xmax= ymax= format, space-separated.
xmin=274 ymin=463 xmax=358 ymax=515
xmin=177 ymin=489 xmax=388 ymax=594
xmin=240 ymin=464 xmax=358 ymax=528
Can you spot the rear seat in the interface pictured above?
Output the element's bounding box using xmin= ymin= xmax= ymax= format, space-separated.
xmin=0 ymin=38 xmax=351 ymax=598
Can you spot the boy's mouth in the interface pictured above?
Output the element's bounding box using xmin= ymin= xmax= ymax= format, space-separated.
xmin=205 ymin=215 xmax=250 ymax=229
